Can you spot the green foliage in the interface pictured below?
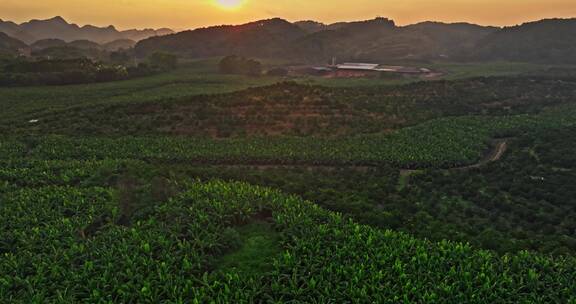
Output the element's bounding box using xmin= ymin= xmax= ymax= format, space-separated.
xmin=4 ymin=100 xmax=575 ymax=169
xmin=0 ymin=58 xmax=150 ymax=86
xmin=3 ymin=57 xmax=576 ymax=302
xmin=266 ymin=67 xmax=288 ymax=77
xmin=176 ymin=126 xmax=576 ymax=256
xmin=0 ymin=59 xmax=278 ymax=122
xmin=217 ymin=221 xmax=281 ymax=276
xmin=0 ymin=32 xmax=27 ymax=56
xmin=468 ymin=19 xmax=576 ymax=64
xmin=0 ymin=160 xmax=575 ymax=302
xmin=31 ymin=46 xmax=89 ymax=60
xmin=5 ymin=76 xmax=576 ymax=137
xmin=219 ymin=55 xmax=262 ymax=76
xmin=404 ymin=127 xmax=576 ymax=255
xmin=147 ymin=52 xmax=178 ymax=71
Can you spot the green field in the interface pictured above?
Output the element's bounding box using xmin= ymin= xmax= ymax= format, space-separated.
xmin=2 ymin=59 xmax=576 ymax=302
xmin=1 ymin=59 xmax=559 ymax=122
xmin=426 ymin=61 xmax=561 ymax=79
xmin=2 ymin=102 xmax=574 ymax=169
xmin=1 ymin=160 xmax=575 ymax=302
xmin=0 ymin=59 xmax=279 ymax=121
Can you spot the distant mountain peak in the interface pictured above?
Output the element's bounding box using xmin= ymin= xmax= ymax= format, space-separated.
xmin=0 ymin=16 xmax=174 ymax=44
xmin=49 ymin=16 xmax=67 ymax=22
xmin=32 ymin=16 xmax=69 ymax=25
xmin=244 ymin=18 xmax=293 ymax=27
xmin=349 ymin=17 xmax=396 ymax=27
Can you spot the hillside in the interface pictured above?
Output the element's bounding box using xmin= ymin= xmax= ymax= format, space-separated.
xmin=135 ymin=18 xmax=306 ymax=58
xmin=293 ymin=17 xmax=400 ymax=62
xmin=30 ymin=38 xmax=67 ymax=50
xmin=136 ymin=17 xmax=496 ymax=62
xmin=294 ymin=20 xmax=327 ymax=33
xmin=136 ymin=17 xmax=495 ymax=62
xmin=0 ymin=16 xmax=174 ymax=44
xmin=103 ymin=39 xmax=136 ymax=51
xmin=135 ymin=17 xmax=576 ymax=64
xmin=8 ymin=78 xmax=576 ymax=138
xmin=68 ymin=39 xmax=102 ymax=50
xmin=0 ymin=32 xmax=26 ymax=55
xmin=401 ymin=22 xmax=498 ymax=59
xmin=293 ymin=19 xmax=498 ymax=62
xmin=468 ymin=18 xmax=576 ymax=63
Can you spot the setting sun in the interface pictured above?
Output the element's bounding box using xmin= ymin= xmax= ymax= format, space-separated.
xmin=215 ymin=0 xmax=244 ymax=10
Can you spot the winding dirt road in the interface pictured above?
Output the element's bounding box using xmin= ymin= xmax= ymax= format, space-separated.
xmin=456 ymin=138 xmax=509 ymax=170
xmin=397 ymin=138 xmax=511 ymax=188
xmin=169 ymin=138 xmax=512 ymax=175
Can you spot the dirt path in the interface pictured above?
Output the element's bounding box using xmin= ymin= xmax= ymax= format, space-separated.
xmin=188 ymin=163 xmax=375 ymax=173
xmin=397 ymin=138 xmax=511 ymax=188
xmin=455 ymin=138 xmax=509 ymax=170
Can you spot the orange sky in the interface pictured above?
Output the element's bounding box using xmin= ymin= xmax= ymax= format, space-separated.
xmin=1 ymin=0 xmax=575 ymax=30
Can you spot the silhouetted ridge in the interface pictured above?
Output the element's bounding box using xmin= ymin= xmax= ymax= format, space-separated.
xmin=0 ymin=16 xmax=174 ymax=44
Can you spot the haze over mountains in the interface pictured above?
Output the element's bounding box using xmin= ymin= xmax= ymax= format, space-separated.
xmin=0 ymin=16 xmax=173 ymax=44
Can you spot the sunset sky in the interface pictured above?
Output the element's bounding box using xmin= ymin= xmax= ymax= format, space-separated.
xmin=1 ymin=0 xmax=575 ymax=30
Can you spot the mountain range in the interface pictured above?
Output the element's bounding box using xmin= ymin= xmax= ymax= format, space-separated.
xmin=2 ymin=16 xmax=576 ymax=64
xmin=0 ymin=16 xmax=173 ymax=44
xmin=135 ymin=17 xmax=576 ymax=64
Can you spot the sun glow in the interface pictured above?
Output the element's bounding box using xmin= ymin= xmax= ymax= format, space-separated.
xmin=215 ymin=0 xmax=244 ymax=10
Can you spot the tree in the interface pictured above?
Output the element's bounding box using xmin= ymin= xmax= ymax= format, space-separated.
xmin=219 ymin=55 xmax=262 ymax=76
xmin=110 ymin=51 xmax=132 ymax=64
xmin=267 ymin=67 xmax=288 ymax=77
xmin=148 ymin=52 xmax=178 ymax=70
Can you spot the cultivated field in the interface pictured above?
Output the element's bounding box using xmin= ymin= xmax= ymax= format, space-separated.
xmin=2 ymin=59 xmax=576 ymax=302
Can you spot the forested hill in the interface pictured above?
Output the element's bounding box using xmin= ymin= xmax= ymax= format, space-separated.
xmin=293 ymin=19 xmax=495 ymax=62
xmin=135 ymin=17 xmax=576 ymax=64
xmin=0 ymin=32 xmax=26 ymax=56
xmin=467 ymin=18 xmax=576 ymax=64
xmin=135 ymin=18 xmax=307 ymax=59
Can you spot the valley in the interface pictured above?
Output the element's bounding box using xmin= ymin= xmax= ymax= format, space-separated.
xmin=1 ymin=12 xmax=576 ymax=302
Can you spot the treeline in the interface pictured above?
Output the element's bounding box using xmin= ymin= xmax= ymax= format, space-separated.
xmin=0 ymin=52 xmax=178 ymax=86
xmin=219 ymin=55 xmax=289 ymax=77
xmin=219 ymin=55 xmax=262 ymax=76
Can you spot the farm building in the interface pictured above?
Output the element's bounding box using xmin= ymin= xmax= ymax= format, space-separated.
xmin=333 ymin=63 xmax=381 ymax=77
xmin=336 ymin=63 xmax=380 ymax=71
xmin=329 ymin=63 xmax=432 ymax=78
xmin=291 ymin=63 xmax=433 ymax=78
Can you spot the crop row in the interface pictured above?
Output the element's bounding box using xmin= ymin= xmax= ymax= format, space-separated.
xmin=2 ymin=104 xmax=575 ymax=168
